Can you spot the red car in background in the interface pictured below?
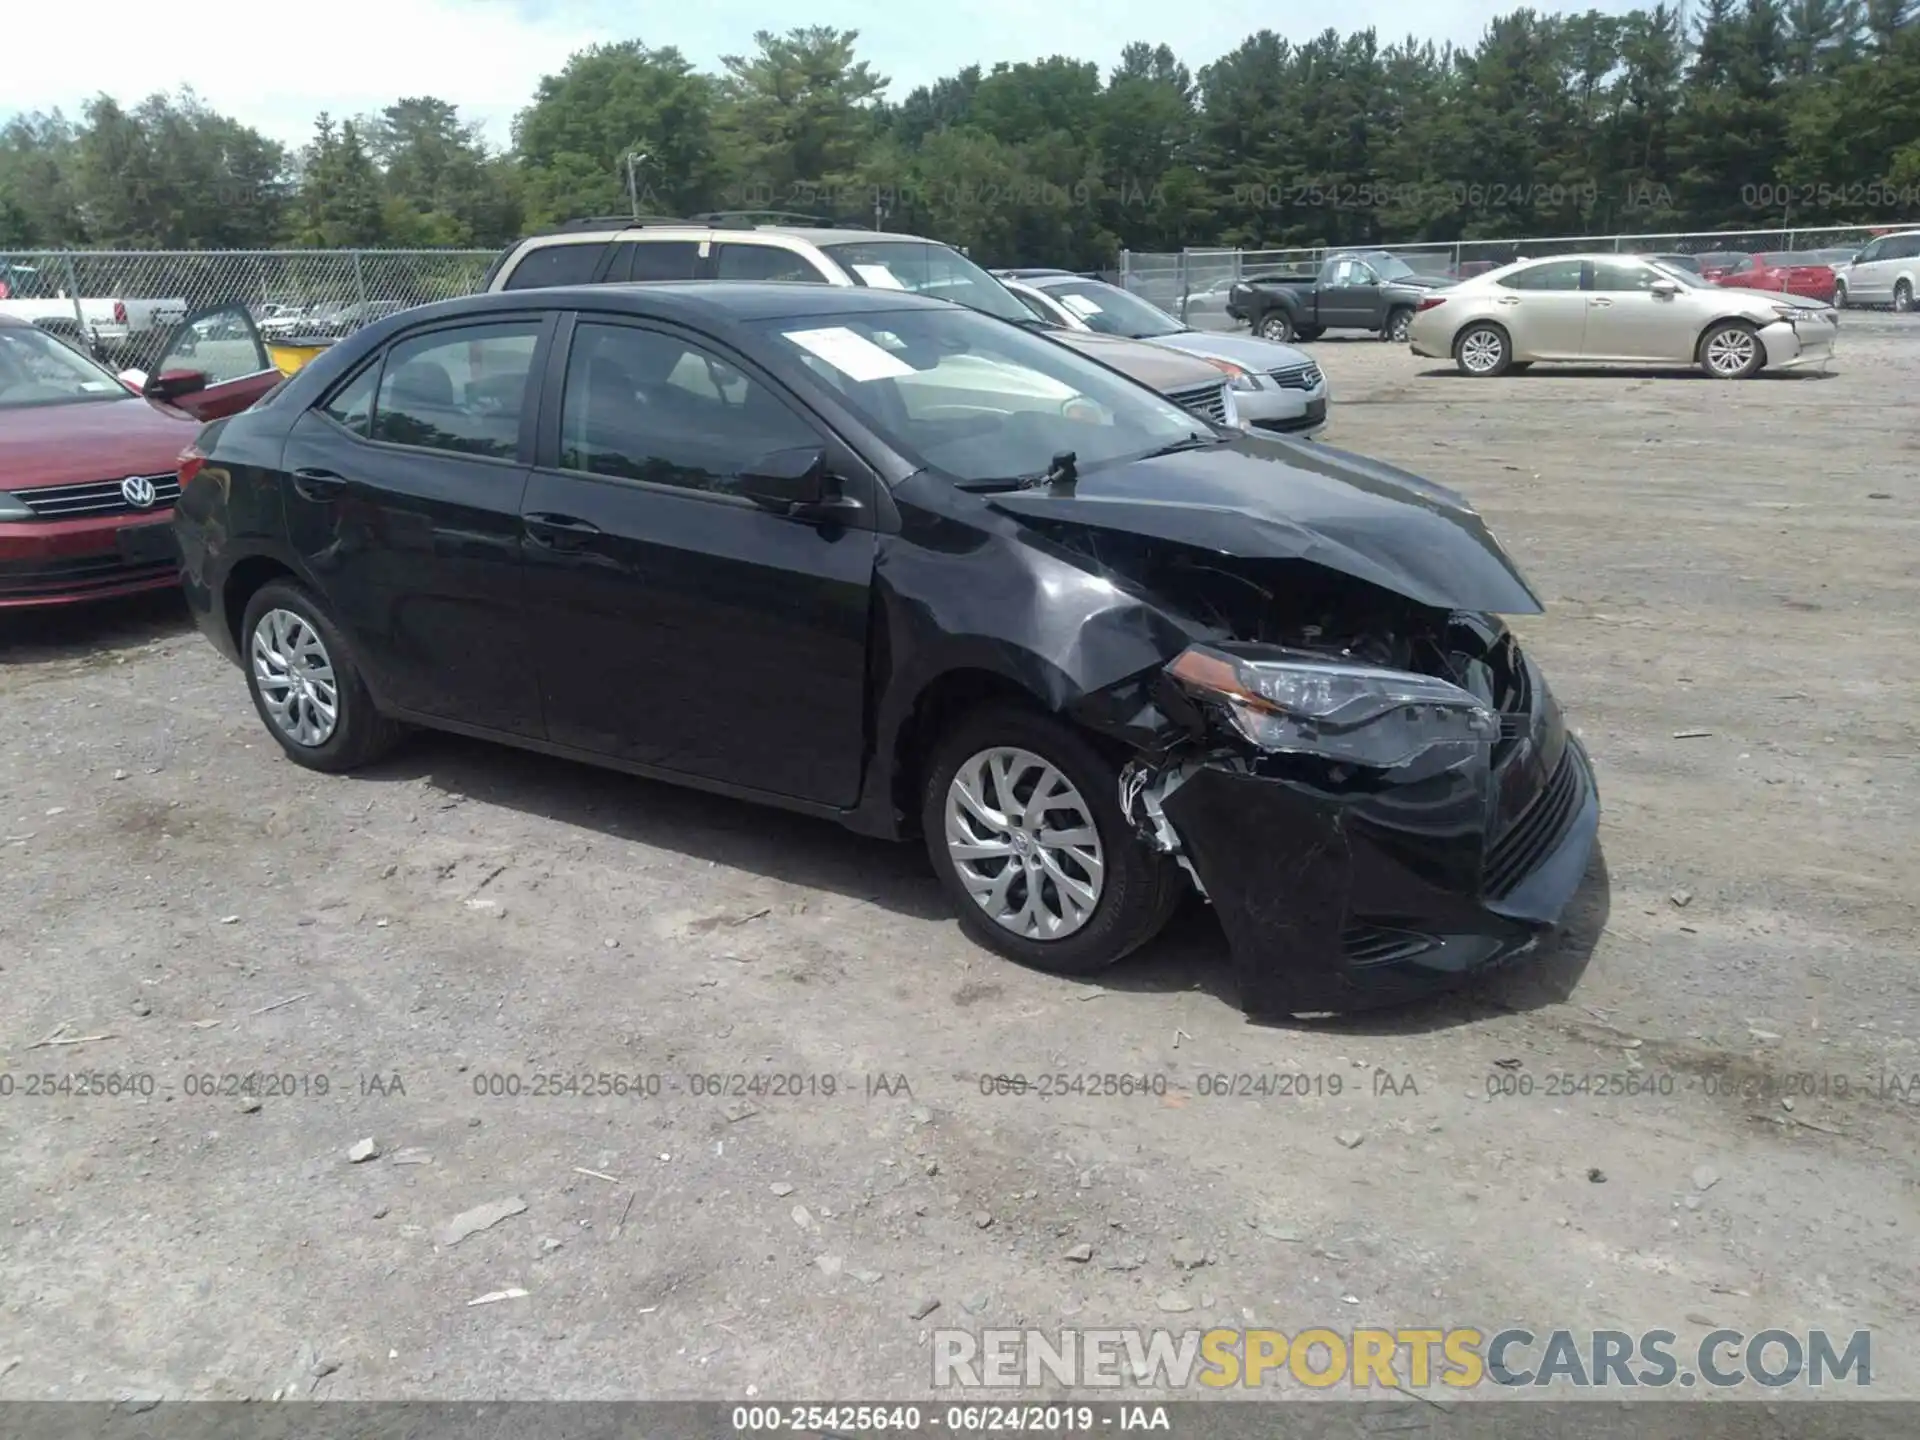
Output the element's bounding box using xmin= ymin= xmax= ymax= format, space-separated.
xmin=1704 ymin=252 xmax=1840 ymax=303
xmin=1 ymin=304 xmax=283 ymax=609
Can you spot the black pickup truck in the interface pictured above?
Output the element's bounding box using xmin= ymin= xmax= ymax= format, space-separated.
xmin=1227 ymin=251 xmax=1449 ymax=343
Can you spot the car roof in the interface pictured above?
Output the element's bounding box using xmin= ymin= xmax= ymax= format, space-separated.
xmin=0 ymin=313 xmax=31 ymax=329
xmin=406 ymin=281 xmax=961 ymax=327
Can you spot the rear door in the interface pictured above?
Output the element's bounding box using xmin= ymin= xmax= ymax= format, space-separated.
xmin=1492 ymin=259 xmax=1588 ymax=357
xmin=517 ymin=313 xmax=878 ymax=804
xmin=144 ymin=304 xmax=282 ymax=419
xmin=279 ymin=315 xmax=552 ymax=735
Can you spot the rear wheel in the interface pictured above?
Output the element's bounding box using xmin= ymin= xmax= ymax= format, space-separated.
xmin=920 ymin=705 xmax=1181 ymax=977
xmin=241 ymin=580 xmax=403 ymax=773
xmin=1896 ymin=280 xmax=1914 ymax=313
xmin=1454 ymin=322 xmax=1511 ymax=377
xmin=1698 ymin=320 xmax=1764 ymax=379
xmin=1384 ymin=308 xmax=1414 ymax=343
xmin=1257 ymin=312 xmax=1295 ymax=343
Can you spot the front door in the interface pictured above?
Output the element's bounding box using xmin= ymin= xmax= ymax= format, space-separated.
xmin=145 ymin=304 xmax=282 ymax=420
xmin=279 ymin=315 xmax=551 ymax=735
xmin=1321 ymin=258 xmax=1384 ymax=328
xmin=1582 ymin=258 xmax=1687 ymax=361
xmin=518 ymin=314 xmax=877 ymax=806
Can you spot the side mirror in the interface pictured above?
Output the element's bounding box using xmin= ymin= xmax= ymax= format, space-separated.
xmin=738 ymin=445 xmax=863 ymax=524
xmin=1650 ymin=280 xmax=1680 ymax=298
xmin=147 ymin=368 xmax=208 ymax=401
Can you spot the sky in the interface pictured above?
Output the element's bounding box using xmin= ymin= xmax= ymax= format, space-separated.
xmin=7 ymin=0 xmax=1641 ymax=150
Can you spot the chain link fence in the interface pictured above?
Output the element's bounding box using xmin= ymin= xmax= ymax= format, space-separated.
xmin=1121 ymin=227 xmax=1889 ymax=328
xmin=0 ymin=249 xmax=499 ymax=370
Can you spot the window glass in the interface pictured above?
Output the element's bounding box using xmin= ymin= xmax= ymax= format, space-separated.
xmin=820 ymin=240 xmax=1033 ymax=323
xmin=713 ymin=245 xmax=827 ymax=283
xmin=558 ymin=322 xmax=820 ymax=494
xmin=1589 ymin=259 xmax=1665 ymax=292
xmin=1011 ymin=289 xmax=1059 ymax=324
xmin=1330 ymin=259 xmax=1378 ymax=285
xmin=1892 ymin=234 xmax=1920 ymax=259
xmin=610 ymin=241 xmax=702 ymax=282
xmin=321 ymin=362 xmax=378 ymax=437
xmin=1499 ymin=259 xmax=1584 ymax=292
xmin=372 ymin=322 xmax=541 ymax=458
xmin=166 ymin=306 xmax=269 ymax=383
xmin=502 ymin=242 xmax=607 ymax=290
xmin=1040 ymin=280 xmax=1183 ymax=339
xmin=0 ymin=323 xmax=129 ymax=408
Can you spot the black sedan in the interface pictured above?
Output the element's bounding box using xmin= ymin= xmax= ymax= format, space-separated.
xmin=172 ymin=282 xmax=1599 ymax=1017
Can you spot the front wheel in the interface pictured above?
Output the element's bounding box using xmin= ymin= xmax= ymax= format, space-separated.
xmin=1294 ymin=325 xmax=1323 ymax=342
xmin=1895 ymin=280 xmax=1914 ymax=313
xmin=241 ymin=580 xmax=404 ymax=772
xmin=1257 ymin=312 xmax=1295 ymax=343
xmin=920 ymin=705 xmax=1181 ymax=977
xmin=1384 ymin=308 xmax=1413 ymax=343
xmin=1698 ymin=320 xmax=1764 ymax=379
xmin=1833 ymin=279 xmax=1848 ymax=309
xmin=1454 ymin=322 xmax=1511 ymax=376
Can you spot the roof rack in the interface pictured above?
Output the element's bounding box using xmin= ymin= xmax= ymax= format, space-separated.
xmin=555 ymin=214 xmax=689 ymax=232
xmin=690 ymin=210 xmax=870 ymax=230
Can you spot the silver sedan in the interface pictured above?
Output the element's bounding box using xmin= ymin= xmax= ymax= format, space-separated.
xmin=1407 ymin=254 xmax=1838 ymax=379
xmin=997 ymin=274 xmax=1329 ymax=435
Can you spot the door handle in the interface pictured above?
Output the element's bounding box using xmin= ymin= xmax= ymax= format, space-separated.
xmin=291 ymin=466 xmax=345 ymax=499
xmin=1588 ymin=298 xmax=1613 ymax=307
xmin=1495 ymin=296 xmax=1521 ymax=305
xmin=523 ymin=512 xmax=603 ymax=550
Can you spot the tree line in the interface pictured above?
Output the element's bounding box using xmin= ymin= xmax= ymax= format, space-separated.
xmin=3 ymin=6 xmax=1917 ymax=269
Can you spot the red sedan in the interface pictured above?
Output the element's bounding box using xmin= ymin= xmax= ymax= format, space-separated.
xmin=1706 ymin=252 xmax=1840 ymax=304
xmin=0 ymin=307 xmax=281 ymax=609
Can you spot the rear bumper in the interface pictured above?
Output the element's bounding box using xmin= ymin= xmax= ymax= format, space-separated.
xmin=0 ymin=510 xmax=180 ymax=609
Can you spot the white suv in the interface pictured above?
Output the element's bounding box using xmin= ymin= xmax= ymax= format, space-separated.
xmin=482 ymin=219 xmax=1240 ymax=426
xmin=1834 ymin=230 xmax=1920 ymax=311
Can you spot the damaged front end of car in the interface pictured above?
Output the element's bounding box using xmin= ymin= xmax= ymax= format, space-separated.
xmin=1082 ymin=545 xmax=1600 ymax=1019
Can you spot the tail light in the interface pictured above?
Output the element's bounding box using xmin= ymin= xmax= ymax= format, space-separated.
xmin=177 ymin=443 xmax=207 ymax=490
xmin=1416 ymin=296 xmax=1447 ymax=312
xmin=113 ymin=300 xmax=128 ymax=325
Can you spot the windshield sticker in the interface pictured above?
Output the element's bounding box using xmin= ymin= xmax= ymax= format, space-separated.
xmin=851 ymin=264 xmax=907 ymax=290
xmin=783 ymin=326 xmax=917 ymax=382
xmin=1060 ymin=294 xmax=1104 ymax=318
xmin=78 ymin=380 xmax=119 ymax=391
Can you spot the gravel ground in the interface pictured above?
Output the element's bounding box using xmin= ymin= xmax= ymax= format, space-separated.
xmin=2 ymin=316 xmax=1917 ymax=1405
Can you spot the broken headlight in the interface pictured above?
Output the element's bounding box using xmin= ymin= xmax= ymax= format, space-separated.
xmin=1167 ymin=644 xmax=1498 ymax=769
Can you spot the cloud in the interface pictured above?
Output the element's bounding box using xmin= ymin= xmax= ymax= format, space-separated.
xmin=7 ymin=0 xmax=1648 ymax=151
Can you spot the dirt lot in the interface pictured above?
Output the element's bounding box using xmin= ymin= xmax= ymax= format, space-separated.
xmin=2 ymin=317 xmax=1917 ymax=1406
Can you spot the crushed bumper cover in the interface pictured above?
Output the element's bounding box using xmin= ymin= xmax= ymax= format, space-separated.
xmin=1144 ymin=664 xmax=1600 ymax=1018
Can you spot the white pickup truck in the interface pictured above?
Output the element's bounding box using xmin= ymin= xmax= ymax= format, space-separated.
xmin=0 ymin=260 xmax=188 ymax=364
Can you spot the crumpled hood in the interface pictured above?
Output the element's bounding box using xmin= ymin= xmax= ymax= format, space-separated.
xmin=986 ymin=434 xmax=1544 ymax=615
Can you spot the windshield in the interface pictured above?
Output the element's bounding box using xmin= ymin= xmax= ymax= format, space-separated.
xmin=755 ymin=306 xmax=1212 ymax=483
xmin=0 ymin=325 xmax=130 ymax=408
xmin=1037 ymin=279 xmax=1184 ymax=339
xmin=821 ymin=241 xmax=1034 ymax=325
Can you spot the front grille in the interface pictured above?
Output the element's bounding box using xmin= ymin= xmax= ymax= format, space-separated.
xmin=1483 ymin=749 xmax=1582 ymax=900
xmin=0 ymin=554 xmax=177 ymax=599
xmin=1268 ymin=362 xmax=1324 ymax=390
xmin=1166 ymin=382 xmax=1229 ymax=425
xmin=11 ymin=474 xmax=180 ymax=519
xmin=1343 ymin=924 xmax=1438 ymax=967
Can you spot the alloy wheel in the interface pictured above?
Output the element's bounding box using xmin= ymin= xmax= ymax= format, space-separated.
xmin=251 ymin=607 xmax=340 ymax=747
xmin=1459 ymin=328 xmax=1504 ymax=374
xmin=1703 ymin=326 xmax=1759 ymax=377
xmin=1259 ymin=316 xmax=1293 ymax=342
xmin=944 ymin=746 xmax=1105 ymax=941
xmin=1387 ymin=311 xmax=1412 ymax=342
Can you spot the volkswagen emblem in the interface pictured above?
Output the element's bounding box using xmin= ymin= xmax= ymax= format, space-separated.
xmin=121 ymin=475 xmax=157 ymax=509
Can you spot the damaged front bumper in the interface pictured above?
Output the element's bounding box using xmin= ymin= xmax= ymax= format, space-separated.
xmin=1122 ymin=633 xmax=1600 ymax=1018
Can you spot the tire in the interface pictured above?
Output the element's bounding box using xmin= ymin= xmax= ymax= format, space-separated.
xmin=1506 ymin=361 xmax=1534 ymax=373
xmin=1833 ymin=279 xmax=1847 ymax=309
xmin=240 ymin=580 xmax=403 ymax=773
xmin=1257 ymin=311 xmax=1295 ymax=343
xmin=1896 ymin=280 xmax=1914 ymax=313
xmin=1384 ymin=308 xmax=1414 ymax=343
xmin=1697 ymin=319 xmax=1765 ymax=379
xmin=1294 ymin=325 xmax=1323 ymax=342
xmin=920 ymin=704 xmax=1182 ymax=977
xmin=1454 ymin=322 xmax=1511 ymax=377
